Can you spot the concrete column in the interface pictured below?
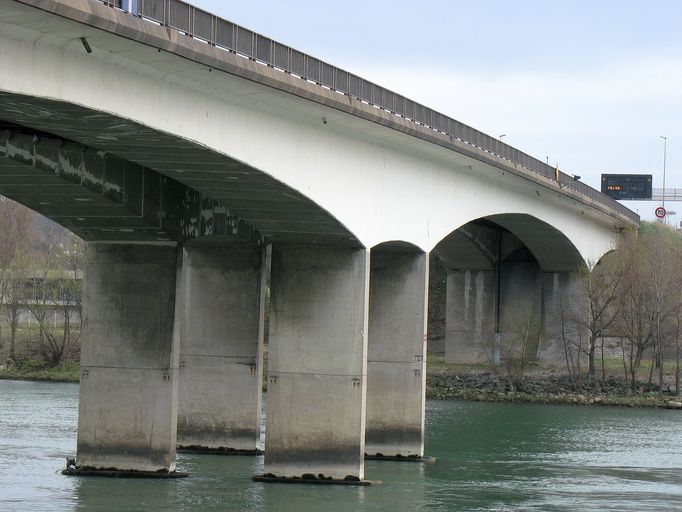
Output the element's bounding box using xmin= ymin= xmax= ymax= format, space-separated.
xmin=444 ymin=269 xmax=495 ymax=363
xmin=263 ymin=246 xmax=369 ymax=482
xmin=177 ymin=244 xmax=266 ymax=453
xmin=365 ymin=248 xmax=428 ymax=459
xmin=499 ymin=262 xmax=543 ymax=362
xmin=76 ymin=243 xmax=180 ymax=474
xmin=539 ymin=271 xmax=588 ymax=366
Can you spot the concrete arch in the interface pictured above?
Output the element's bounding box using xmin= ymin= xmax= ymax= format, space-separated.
xmin=0 ymin=95 xmax=362 ymax=247
xmin=433 ymin=213 xmax=586 ymax=273
xmin=371 ymin=240 xmax=424 ymax=253
xmin=592 ymin=248 xmax=620 ymax=270
xmin=485 ymin=214 xmax=585 ymax=272
xmin=434 ymin=214 xmax=588 ymax=366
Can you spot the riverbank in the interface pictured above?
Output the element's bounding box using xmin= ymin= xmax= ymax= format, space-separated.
xmin=0 ymin=359 xmax=79 ymax=383
xmin=426 ymin=368 xmax=682 ymax=409
xmin=3 ymin=358 xmax=680 ymax=410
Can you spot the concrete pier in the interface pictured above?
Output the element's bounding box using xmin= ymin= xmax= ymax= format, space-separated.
xmin=539 ymin=271 xmax=588 ymax=364
xmin=177 ymin=244 xmax=267 ymax=453
xmin=499 ymin=261 xmax=542 ymax=363
xmin=263 ymin=246 xmax=370 ymax=481
xmin=76 ymin=243 xmax=180 ymax=473
xmin=444 ymin=269 xmax=496 ymax=364
xmin=365 ymin=247 xmax=428 ymax=458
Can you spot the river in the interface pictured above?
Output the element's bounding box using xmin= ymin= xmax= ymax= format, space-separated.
xmin=1 ymin=380 xmax=681 ymax=511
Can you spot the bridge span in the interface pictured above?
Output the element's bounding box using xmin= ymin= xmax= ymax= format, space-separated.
xmin=1 ymin=0 xmax=637 ymax=482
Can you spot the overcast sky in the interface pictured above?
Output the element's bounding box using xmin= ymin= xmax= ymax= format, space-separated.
xmin=191 ymin=1 xmax=681 ymax=221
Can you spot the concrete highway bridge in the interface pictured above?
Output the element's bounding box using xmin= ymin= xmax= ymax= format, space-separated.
xmin=0 ymin=0 xmax=638 ymax=483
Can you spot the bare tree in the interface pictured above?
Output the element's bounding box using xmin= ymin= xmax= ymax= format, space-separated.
xmin=1 ymin=255 xmax=29 ymax=361
xmin=675 ymin=288 xmax=682 ymax=396
xmin=0 ymin=197 xmax=35 ymax=360
xmin=585 ymin=254 xmax=623 ymax=379
xmin=500 ymin=306 xmax=539 ymax=390
xmin=21 ymin=225 xmax=82 ymax=367
xmin=559 ymin=292 xmax=587 ymax=389
xmin=648 ymin=226 xmax=682 ymax=393
xmin=616 ymin=233 xmax=655 ymax=391
xmin=616 ymin=223 xmax=682 ymax=393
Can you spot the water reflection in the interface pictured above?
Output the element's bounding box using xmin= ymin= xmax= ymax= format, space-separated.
xmin=1 ymin=381 xmax=681 ymax=511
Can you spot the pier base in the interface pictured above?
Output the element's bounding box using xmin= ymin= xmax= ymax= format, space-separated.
xmin=253 ymin=474 xmax=378 ymax=486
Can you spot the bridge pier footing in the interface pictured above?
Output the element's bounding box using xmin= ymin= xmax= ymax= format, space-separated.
xmin=365 ymin=248 xmax=428 ymax=459
xmin=262 ymin=245 xmax=369 ymax=482
xmin=76 ymin=243 xmax=181 ymax=474
xmin=176 ymin=244 xmax=267 ymax=453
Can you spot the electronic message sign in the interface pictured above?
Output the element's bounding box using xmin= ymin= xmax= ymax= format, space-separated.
xmin=601 ymin=174 xmax=652 ymax=200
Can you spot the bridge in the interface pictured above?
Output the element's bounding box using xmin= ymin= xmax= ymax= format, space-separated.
xmin=0 ymin=0 xmax=637 ymax=482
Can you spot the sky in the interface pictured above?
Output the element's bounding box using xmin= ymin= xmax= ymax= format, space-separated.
xmin=191 ymin=0 xmax=682 ymax=222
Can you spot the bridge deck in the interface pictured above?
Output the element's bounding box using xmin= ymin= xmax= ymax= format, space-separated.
xmin=10 ymin=0 xmax=638 ymax=227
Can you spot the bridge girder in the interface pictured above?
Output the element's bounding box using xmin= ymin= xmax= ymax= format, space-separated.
xmin=0 ymin=126 xmax=263 ymax=244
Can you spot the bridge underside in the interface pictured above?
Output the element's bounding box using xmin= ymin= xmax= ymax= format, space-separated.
xmin=0 ymin=123 xmax=263 ymax=244
xmin=0 ymin=92 xmax=358 ymax=246
xmin=436 ymin=216 xmax=585 ymax=273
xmin=434 ymin=218 xmax=588 ymax=366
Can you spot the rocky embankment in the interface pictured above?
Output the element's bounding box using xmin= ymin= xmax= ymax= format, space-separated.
xmin=427 ymin=369 xmax=682 ymax=409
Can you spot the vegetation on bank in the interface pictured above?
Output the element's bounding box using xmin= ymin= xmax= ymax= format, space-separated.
xmin=0 ymin=198 xmax=82 ymax=370
xmin=0 ymin=358 xmax=79 ymax=382
xmin=427 ymin=356 xmax=682 ymax=409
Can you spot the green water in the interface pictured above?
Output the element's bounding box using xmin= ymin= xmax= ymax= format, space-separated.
xmin=1 ymin=380 xmax=681 ymax=511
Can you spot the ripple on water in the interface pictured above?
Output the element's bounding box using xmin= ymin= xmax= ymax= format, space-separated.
xmin=1 ymin=382 xmax=681 ymax=511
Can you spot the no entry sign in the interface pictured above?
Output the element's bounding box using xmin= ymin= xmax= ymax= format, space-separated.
xmin=655 ymin=206 xmax=667 ymax=219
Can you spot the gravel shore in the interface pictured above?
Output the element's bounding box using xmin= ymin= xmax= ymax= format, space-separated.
xmin=427 ymin=369 xmax=682 ymax=409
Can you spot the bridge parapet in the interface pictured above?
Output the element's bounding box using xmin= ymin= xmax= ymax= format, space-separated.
xmin=91 ymin=0 xmax=636 ymax=224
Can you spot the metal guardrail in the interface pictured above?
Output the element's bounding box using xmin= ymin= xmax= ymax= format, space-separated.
xmin=98 ymin=0 xmax=638 ymax=223
xmin=652 ymin=188 xmax=682 ymax=201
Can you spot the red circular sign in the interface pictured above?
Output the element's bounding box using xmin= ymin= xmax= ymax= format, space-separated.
xmin=655 ymin=206 xmax=667 ymax=219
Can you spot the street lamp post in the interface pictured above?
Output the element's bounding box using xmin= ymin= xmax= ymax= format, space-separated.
xmin=660 ymin=136 xmax=668 ymax=217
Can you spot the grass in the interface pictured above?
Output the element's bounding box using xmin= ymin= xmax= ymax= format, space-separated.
xmin=0 ymin=359 xmax=79 ymax=383
xmin=599 ymin=356 xmax=678 ymax=376
xmin=427 ymin=355 xmax=491 ymax=372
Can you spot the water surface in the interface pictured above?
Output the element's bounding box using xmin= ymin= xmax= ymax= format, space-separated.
xmin=1 ymin=380 xmax=681 ymax=511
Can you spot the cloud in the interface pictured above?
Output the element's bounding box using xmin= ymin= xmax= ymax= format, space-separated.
xmin=353 ymin=57 xmax=682 ymax=187
xmin=356 ymin=56 xmax=682 ymax=132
